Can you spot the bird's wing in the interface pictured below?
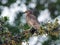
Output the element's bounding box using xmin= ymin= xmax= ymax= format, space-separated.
xmin=29 ymin=14 xmax=39 ymax=24
xmin=28 ymin=14 xmax=40 ymax=29
xmin=29 ymin=14 xmax=37 ymax=21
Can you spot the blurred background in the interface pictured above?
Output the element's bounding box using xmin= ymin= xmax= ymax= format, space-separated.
xmin=0 ymin=0 xmax=60 ymax=45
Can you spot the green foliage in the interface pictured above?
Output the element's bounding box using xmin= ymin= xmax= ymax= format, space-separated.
xmin=36 ymin=4 xmax=45 ymax=10
xmin=0 ymin=0 xmax=60 ymax=45
xmin=5 ymin=24 xmax=20 ymax=34
xmin=25 ymin=0 xmax=31 ymax=5
xmin=50 ymin=35 xmax=59 ymax=40
xmin=23 ymin=23 xmax=30 ymax=30
xmin=14 ymin=13 xmax=22 ymax=26
xmin=0 ymin=15 xmax=60 ymax=45
xmin=43 ymin=40 xmax=51 ymax=45
xmin=0 ymin=17 xmax=31 ymax=45
xmin=0 ymin=0 xmax=16 ymax=7
xmin=3 ymin=16 xmax=9 ymax=22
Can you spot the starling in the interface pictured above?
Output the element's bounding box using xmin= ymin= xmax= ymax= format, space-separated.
xmin=24 ymin=10 xmax=40 ymax=30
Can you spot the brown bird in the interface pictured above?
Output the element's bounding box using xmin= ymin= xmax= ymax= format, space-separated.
xmin=24 ymin=10 xmax=40 ymax=30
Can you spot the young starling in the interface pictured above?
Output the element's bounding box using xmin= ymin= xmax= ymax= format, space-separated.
xmin=24 ymin=10 xmax=40 ymax=30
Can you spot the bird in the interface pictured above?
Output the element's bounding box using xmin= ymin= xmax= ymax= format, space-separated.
xmin=24 ymin=10 xmax=40 ymax=30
